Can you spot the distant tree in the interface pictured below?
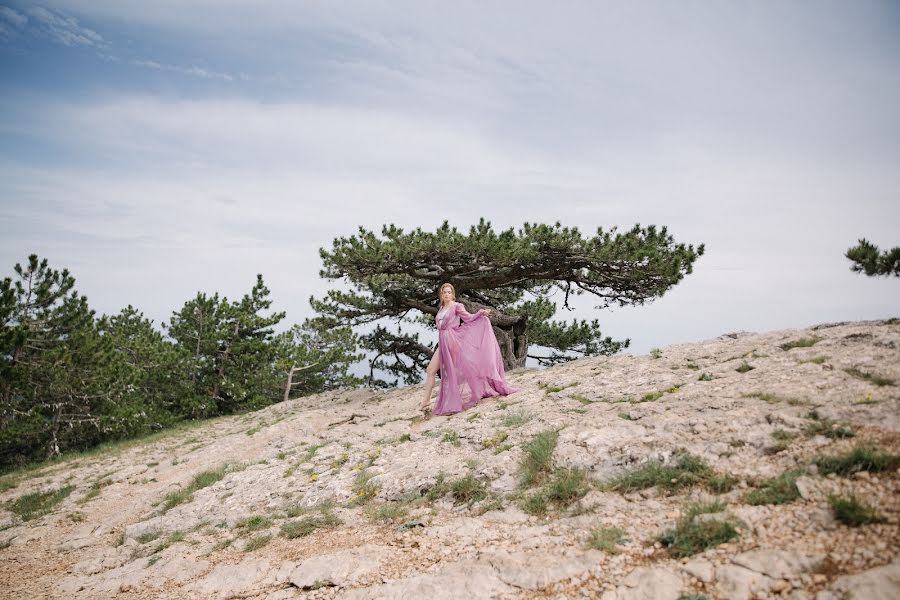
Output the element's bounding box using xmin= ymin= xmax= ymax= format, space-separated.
xmin=97 ymin=306 xmax=182 ymax=430
xmin=167 ymin=275 xmax=286 ymax=415
xmin=846 ymin=239 xmax=900 ymax=277
xmin=275 ymin=321 xmax=365 ymax=398
xmin=313 ymin=220 xmax=704 ymax=385
xmin=0 ymin=255 xmax=114 ymax=464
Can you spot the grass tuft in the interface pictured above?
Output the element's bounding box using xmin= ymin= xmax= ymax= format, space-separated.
xmin=366 ymin=503 xmax=409 ymax=524
xmin=659 ymin=502 xmax=737 ymax=558
xmin=243 ymin=533 xmax=272 ymax=552
xmin=735 ymin=361 xmax=754 ymax=373
xmin=8 ymin=485 xmax=75 ymax=521
xmin=449 ymin=474 xmax=488 ymax=506
xmin=602 ymin=452 xmax=730 ymax=494
xmin=519 ymin=430 xmax=558 ymax=487
xmin=828 ymin=494 xmax=885 ymax=527
xmin=844 ymin=368 xmax=894 ymax=387
xmin=502 ymin=411 xmax=532 ymax=428
xmin=744 ymin=469 xmax=802 ymax=505
xmin=814 ymin=445 xmax=900 ymax=475
xmin=237 ymin=515 xmax=273 ymax=531
xmin=586 ymin=526 xmax=627 ymax=553
xmin=159 ymin=466 xmax=228 ymax=513
xmin=780 ymin=336 xmax=822 ymax=351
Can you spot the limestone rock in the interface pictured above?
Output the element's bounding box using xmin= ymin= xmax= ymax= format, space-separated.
xmin=732 ymin=549 xmax=824 ymax=579
xmin=716 ymin=564 xmax=774 ymax=600
xmin=604 ymin=566 xmax=682 ymax=600
xmin=486 ymin=550 xmax=600 ymax=590
xmin=829 ymin=560 xmax=900 ymax=600
xmin=341 ymin=561 xmax=513 ymax=599
xmin=288 ymin=545 xmax=386 ymax=589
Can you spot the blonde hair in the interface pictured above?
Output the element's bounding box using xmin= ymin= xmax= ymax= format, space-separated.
xmin=439 ymin=282 xmax=456 ymax=306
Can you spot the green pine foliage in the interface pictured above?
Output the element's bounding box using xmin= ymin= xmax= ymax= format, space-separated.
xmin=313 ymin=219 xmax=703 ymax=384
xmin=0 ymin=255 xmax=361 ymax=471
xmin=846 ymin=239 xmax=900 ymax=277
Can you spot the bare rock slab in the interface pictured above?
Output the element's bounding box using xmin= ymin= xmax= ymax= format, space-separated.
xmin=190 ymin=558 xmax=292 ymax=599
xmin=731 ymin=549 xmax=824 ymax=580
xmin=829 ymin=559 xmax=900 ymax=600
xmin=601 ymin=566 xmax=682 ymax=600
xmin=288 ymin=544 xmax=387 ymax=589
xmin=486 ymin=550 xmax=600 ymax=590
xmin=342 ymin=561 xmax=513 ymax=599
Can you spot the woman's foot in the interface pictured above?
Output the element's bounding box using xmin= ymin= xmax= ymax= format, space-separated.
xmin=418 ymin=399 xmax=432 ymax=414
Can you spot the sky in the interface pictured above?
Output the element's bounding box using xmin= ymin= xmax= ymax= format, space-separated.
xmin=1 ymin=1 xmax=898 ymax=366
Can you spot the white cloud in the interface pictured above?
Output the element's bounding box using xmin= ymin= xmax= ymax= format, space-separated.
xmin=0 ymin=5 xmax=27 ymax=28
xmin=26 ymin=5 xmax=104 ymax=47
xmin=131 ymin=59 xmax=234 ymax=83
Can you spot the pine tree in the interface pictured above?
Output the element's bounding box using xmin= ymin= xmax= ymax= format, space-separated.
xmin=0 ymin=255 xmax=114 ymax=464
xmin=846 ymin=239 xmax=900 ymax=277
xmin=167 ymin=275 xmax=286 ymax=415
xmin=313 ymin=219 xmax=704 ymax=385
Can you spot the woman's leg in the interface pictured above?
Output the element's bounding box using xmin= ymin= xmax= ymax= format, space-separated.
xmin=420 ymin=349 xmax=440 ymax=411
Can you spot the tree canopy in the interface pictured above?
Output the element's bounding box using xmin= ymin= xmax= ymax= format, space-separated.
xmin=846 ymin=239 xmax=900 ymax=277
xmin=0 ymin=255 xmax=359 ymax=469
xmin=312 ymin=219 xmax=704 ymax=386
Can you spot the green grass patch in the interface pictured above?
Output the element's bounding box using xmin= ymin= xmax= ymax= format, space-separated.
xmin=237 ymin=515 xmax=273 ymax=531
xmin=519 ymin=430 xmax=558 ymax=487
xmin=543 ymin=467 xmax=590 ymax=507
xmin=659 ymin=502 xmax=738 ymax=558
xmin=280 ymin=507 xmax=342 ymax=538
xmin=541 ymin=382 xmax=578 ymax=394
xmin=8 ymin=485 xmax=75 ymax=521
xmin=520 ymin=492 xmax=548 ymax=516
xmin=735 ymin=361 xmax=755 ymax=374
xmin=243 ymin=533 xmax=272 ymax=552
xmin=804 ymin=415 xmax=854 ymax=439
xmin=780 ymin=336 xmax=822 ymax=351
xmin=425 ymin=472 xmax=451 ymax=502
xmin=482 ymin=431 xmax=509 ymax=449
xmin=159 ymin=466 xmax=229 ymax=513
xmin=570 ymin=394 xmax=593 ymax=405
xmin=814 ymin=445 xmax=900 ymax=476
xmin=828 ymin=494 xmax=885 ymax=527
xmin=800 ymin=356 xmax=829 ymax=365
xmin=586 ymin=526 xmax=627 ymax=553
xmin=698 ymin=373 xmax=716 ymax=382
xmin=137 ymin=530 xmax=162 ymax=544
xmin=366 ymin=502 xmax=409 ymax=524
xmin=502 ymin=411 xmax=532 ymax=428
xmin=844 ymin=368 xmax=895 ymax=387
xmin=348 ymin=470 xmax=380 ymax=506
xmin=602 ymin=452 xmax=730 ymax=494
xmin=744 ymin=469 xmax=802 ymax=505
xmin=442 ymin=430 xmax=461 ymax=446
xmin=650 ymin=348 xmax=662 ymax=359
xmin=449 ymin=474 xmax=488 ymax=506
xmin=152 ymin=530 xmax=186 ymax=554
xmin=638 ymin=391 xmax=664 ymax=403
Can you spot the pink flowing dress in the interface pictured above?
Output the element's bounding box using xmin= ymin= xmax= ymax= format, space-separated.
xmin=433 ymin=302 xmax=517 ymax=416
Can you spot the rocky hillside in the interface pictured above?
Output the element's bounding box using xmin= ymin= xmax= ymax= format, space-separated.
xmin=1 ymin=319 xmax=899 ymax=600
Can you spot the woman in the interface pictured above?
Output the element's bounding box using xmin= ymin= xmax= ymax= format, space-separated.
xmin=419 ymin=282 xmax=517 ymax=415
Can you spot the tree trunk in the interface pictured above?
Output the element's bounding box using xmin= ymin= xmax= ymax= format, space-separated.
xmin=493 ymin=318 xmax=527 ymax=371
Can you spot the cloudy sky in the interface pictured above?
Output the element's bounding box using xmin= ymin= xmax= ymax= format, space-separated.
xmin=1 ymin=1 xmax=898 ymax=361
